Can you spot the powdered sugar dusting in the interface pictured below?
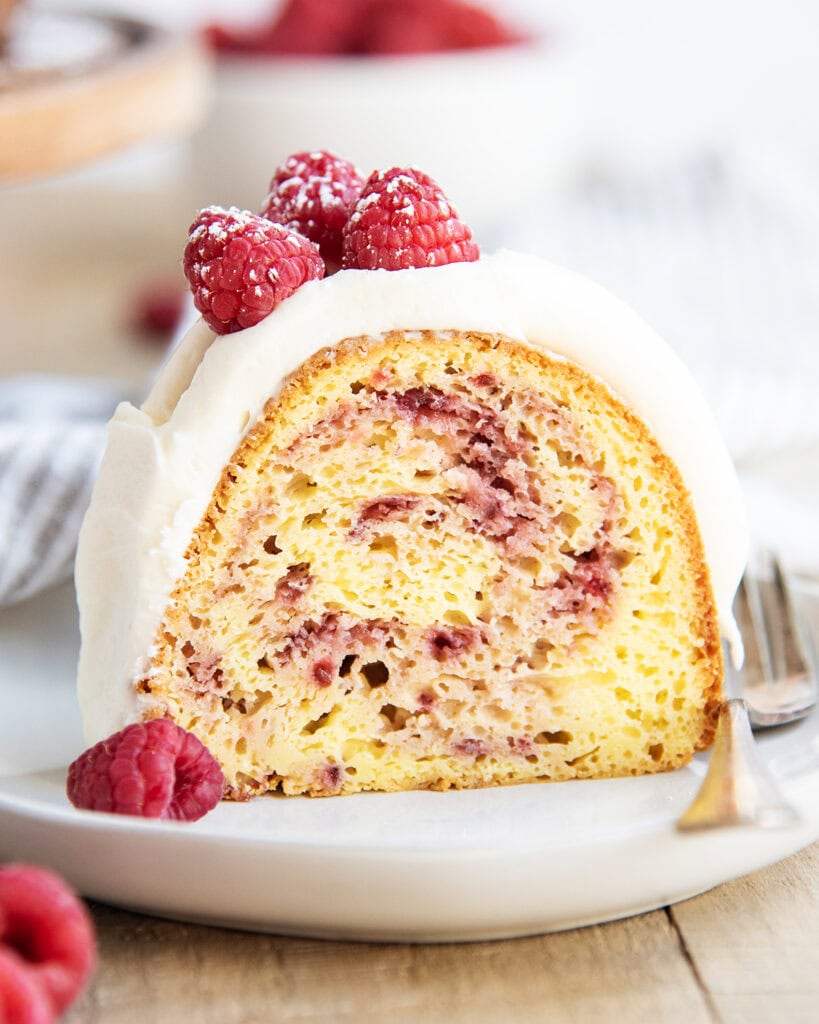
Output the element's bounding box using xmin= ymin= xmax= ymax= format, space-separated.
xmin=183 ymin=206 xmax=324 ymax=334
xmin=260 ymin=150 xmax=364 ymax=264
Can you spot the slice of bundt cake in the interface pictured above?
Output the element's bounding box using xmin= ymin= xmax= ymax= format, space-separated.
xmin=75 ymin=159 xmax=746 ymax=802
xmin=76 ymin=255 xmax=746 ymax=799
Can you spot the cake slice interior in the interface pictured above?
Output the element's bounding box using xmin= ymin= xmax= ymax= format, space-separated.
xmin=136 ymin=329 xmax=722 ymax=797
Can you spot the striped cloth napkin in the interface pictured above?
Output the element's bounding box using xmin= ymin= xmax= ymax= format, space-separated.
xmin=0 ymin=376 xmax=128 ymax=606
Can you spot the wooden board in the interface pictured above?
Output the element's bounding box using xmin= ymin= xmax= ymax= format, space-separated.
xmin=0 ymin=11 xmax=211 ymax=183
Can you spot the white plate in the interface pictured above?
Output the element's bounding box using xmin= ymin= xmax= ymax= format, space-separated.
xmin=1 ymin=581 xmax=818 ymax=942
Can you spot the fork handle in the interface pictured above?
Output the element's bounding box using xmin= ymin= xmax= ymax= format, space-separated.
xmin=677 ymin=700 xmax=800 ymax=830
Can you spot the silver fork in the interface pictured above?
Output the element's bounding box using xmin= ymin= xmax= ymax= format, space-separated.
xmin=740 ymin=556 xmax=816 ymax=727
xmin=677 ymin=554 xmax=816 ymax=831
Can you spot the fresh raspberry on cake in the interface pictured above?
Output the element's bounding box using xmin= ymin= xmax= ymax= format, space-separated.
xmin=183 ymin=206 xmax=324 ymax=335
xmin=0 ymin=864 xmax=95 ymax=1022
xmin=66 ymin=719 xmax=224 ymax=821
xmin=342 ymin=166 xmax=480 ymax=271
xmin=260 ymin=150 xmax=364 ymax=267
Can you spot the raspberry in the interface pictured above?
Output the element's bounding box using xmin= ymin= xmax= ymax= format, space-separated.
xmin=441 ymin=1 xmax=525 ymax=49
xmin=0 ymin=864 xmax=95 ymax=1022
xmin=360 ymin=2 xmax=450 ymax=55
xmin=205 ymin=0 xmax=526 ymax=57
xmin=0 ymin=950 xmax=53 ymax=1024
xmin=341 ymin=167 xmax=480 ymax=271
xmin=183 ymin=206 xmax=324 ymax=335
xmin=438 ymin=0 xmax=522 ymax=50
xmin=131 ymin=278 xmax=185 ymax=342
xmin=359 ymin=0 xmax=522 ymax=54
xmin=260 ymin=150 xmax=364 ymax=268
xmin=66 ymin=720 xmax=224 ymax=821
xmin=205 ymin=0 xmax=369 ymax=56
xmin=261 ymin=0 xmax=369 ymax=55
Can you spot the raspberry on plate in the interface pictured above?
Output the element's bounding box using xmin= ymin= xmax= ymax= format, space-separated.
xmin=341 ymin=166 xmax=480 ymax=271
xmin=0 ymin=864 xmax=95 ymax=1023
xmin=183 ymin=206 xmax=324 ymax=335
xmin=260 ymin=150 xmax=364 ymax=268
xmin=66 ymin=719 xmax=225 ymax=821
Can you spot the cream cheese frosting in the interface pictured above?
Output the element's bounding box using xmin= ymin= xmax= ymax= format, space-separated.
xmin=76 ymin=250 xmax=748 ymax=741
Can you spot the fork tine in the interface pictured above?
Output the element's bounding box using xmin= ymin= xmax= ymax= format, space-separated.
xmin=770 ymin=555 xmax=812 ymax=684
xmin=736 ymin=569 xmax=767 ymax=695
xmin=740 ymin=553 xmax=816 ymax=728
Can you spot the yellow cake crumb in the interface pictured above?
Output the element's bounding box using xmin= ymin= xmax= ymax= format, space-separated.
xmin=136 ymin=330 xmax=722 ymax=798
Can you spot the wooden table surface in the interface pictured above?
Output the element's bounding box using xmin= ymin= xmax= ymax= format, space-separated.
xmin=61 ymin=841 xmax=818 ymax=1024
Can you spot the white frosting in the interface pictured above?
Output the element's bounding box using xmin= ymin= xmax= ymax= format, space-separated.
xmin=76 ymin=251 xmax=748 ymax=741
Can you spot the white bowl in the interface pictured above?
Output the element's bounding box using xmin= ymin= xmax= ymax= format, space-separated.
xmin=184 ymin=37 xmax=586 ymax=229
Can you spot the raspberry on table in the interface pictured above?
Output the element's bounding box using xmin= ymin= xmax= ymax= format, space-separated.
xmin=260 ymin=150 xmax=364 ymax=268
xmin=183 ymin=206 xmax=324 ymax=335
xmin=0 ymin=864 xmax=96 ymax=1023
xmin=0 ymin=950 xmax=52 ymax=1024
xmin=341 ymin=166 xmax=481 ymax=271
xmin=66 ymin=720 xmax=225 ymax=821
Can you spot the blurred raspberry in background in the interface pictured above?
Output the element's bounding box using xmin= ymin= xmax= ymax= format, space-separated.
xmin=204 ymin=0 xmax=529 ymax=58
xmin=0 ymin=864 xmax=96 ymax=1024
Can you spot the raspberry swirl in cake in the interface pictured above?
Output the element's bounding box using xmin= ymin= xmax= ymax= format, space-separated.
xmin=76 ymin=253 xmax=747 ymax=797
